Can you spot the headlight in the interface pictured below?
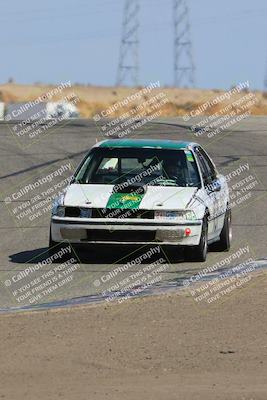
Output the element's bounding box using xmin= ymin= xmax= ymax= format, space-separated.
xmin=56 ymin=206 xmax=65 ymax=217
xmin=52 ymin=204 xmax=65 ymax=217
xmin=184 ymin=210 xmax=197 ymax=220
xmin=154 ymin=210 xmax=196 ymax=221
xmin=52 ymin=193 xmax=65 ymax=216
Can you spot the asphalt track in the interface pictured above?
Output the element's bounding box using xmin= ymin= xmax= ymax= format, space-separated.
xmin=0 ymin=117 xmax=266 ymax=311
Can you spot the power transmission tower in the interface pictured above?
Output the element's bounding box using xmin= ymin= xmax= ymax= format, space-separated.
xmin=173 ymin=0 xmax=195 ymax=87
xmin=264 ymin=57 xmax=267 ymax=91
xmin=116 ymin=0 xmax=139 ymax=87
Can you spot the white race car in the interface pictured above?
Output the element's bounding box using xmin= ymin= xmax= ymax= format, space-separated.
xmin=50 ymin=139 xmax=232 ymax=261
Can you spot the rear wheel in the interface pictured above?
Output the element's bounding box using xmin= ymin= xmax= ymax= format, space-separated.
xmin=185 ymin=218 xmax=208 ymax=262
xmin=217 ymin=209 xmax=232 ymax=251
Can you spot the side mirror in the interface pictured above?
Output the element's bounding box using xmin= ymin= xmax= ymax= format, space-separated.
xmin=213 ymin=180 xmax=221 ymax=192
xmin=205 ymin=179 xmax=221 ymax=193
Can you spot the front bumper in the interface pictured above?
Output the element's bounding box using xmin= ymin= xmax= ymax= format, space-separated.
xmin=51 ymin=217 xmax=202 ymax=246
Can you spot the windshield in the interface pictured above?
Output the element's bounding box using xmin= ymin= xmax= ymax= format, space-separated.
xmin=74 ymin=147 xmax=201 ymax=188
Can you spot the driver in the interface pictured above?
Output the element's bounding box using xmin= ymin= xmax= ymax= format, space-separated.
xmin=163 ymin=158 xmax=184 ymax=183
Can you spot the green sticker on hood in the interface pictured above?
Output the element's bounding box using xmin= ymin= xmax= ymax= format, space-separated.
xmin=106 ymin=192 xmax=144 ymax=209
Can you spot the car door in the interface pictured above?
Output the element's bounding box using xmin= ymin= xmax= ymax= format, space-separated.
xmin=198 ymin=147 xmax=226 ymax=234
xmin=194 ymin=147 xmax=217 ymax=238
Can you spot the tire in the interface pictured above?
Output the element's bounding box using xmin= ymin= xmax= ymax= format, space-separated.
xmin=185 ymin=218 xmax=208 ymax=262
xmin=216 ymin=209 xmax=232 ymax=251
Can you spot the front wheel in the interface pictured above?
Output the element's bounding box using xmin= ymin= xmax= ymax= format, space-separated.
xmin=216 ymin=209 xmax=232 ymax=251
xmin=185 ymin=218 xmax=208 ymax=262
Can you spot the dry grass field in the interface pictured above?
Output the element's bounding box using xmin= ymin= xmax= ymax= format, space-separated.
xmin=1 ymin=83 xmax=267 ymax=118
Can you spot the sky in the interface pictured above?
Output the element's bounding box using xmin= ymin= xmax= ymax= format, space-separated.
xmin=1 ymin=0 xmax=267 ymax=90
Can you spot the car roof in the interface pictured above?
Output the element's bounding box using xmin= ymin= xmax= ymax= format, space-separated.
xmin=95 ymin=139 xmax=198 ymax=150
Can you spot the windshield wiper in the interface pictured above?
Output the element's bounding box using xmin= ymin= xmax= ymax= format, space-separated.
xmin=151 ymin=178 xmax=179 ymax=187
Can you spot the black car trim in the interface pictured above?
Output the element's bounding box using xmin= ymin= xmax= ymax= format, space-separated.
xmin=52 ymin=218 xmax=202 ymax=226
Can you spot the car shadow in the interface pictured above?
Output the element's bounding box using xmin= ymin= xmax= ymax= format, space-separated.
xmin=9 ymin=244 xmax=186 ymax=265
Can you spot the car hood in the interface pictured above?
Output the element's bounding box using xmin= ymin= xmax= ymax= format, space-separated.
xmin=64 ymin=184 xmax=198 ymax=210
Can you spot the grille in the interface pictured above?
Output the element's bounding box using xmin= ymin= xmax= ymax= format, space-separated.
xmin=91 ymin=208 xmax=154 ymax=219
xmin=87 ymin=230 xmax=155 ymax=242
xmin=65 ymin=207 xmax=80 ymax=217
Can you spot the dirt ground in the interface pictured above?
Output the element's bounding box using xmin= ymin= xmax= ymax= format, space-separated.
xmin=0 ymin=272 xmax=266 ymax=400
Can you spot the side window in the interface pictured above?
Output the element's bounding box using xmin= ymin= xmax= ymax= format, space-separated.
xmin=194 ymin=148 xmax=208 ymax=183
xmin=195 ymin=147 xmax=216 ymax=185
xmin=198 ymin=147 xmax=217 ymax=181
